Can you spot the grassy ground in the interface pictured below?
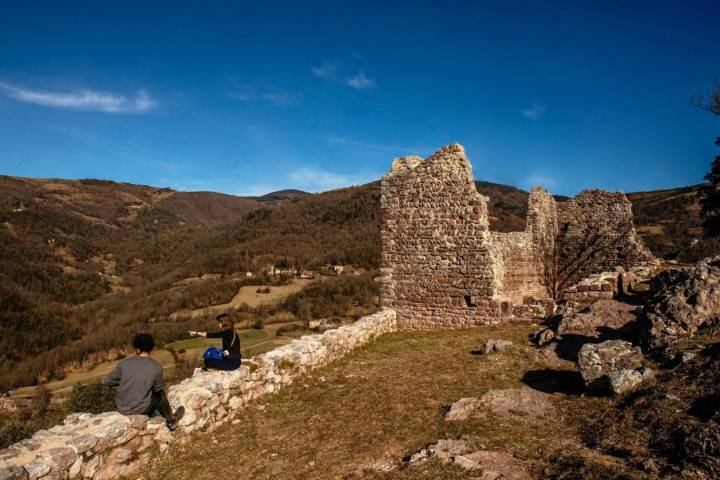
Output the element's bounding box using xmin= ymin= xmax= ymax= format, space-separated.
xmin=148 ymin=324 xmax=616 ymax=480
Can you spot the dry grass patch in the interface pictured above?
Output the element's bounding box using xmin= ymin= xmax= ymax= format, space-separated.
xmin=148 ymin=324 xmax=615 ymax=480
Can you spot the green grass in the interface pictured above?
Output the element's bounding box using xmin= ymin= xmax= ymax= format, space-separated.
xmin=148 ymin=324 xmax=620 ymax=480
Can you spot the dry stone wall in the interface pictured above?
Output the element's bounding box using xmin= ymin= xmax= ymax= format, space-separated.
xmin=0 ymin=310 xmax=396 ymax=480
xmin=380 ymin=144 xmax=652 ymax=329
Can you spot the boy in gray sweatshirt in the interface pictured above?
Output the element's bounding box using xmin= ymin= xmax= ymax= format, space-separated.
xmin=104 ymin=334 xmax=184 ymax=430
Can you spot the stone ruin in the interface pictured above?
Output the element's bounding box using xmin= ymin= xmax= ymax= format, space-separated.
xmin=380 ymin=143 xmax=653 ymax=330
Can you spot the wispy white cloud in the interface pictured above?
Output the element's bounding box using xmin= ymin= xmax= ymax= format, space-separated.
xmin=287 ymin=166 xmax=379 ymax=192
xmin=162 ymin=166 xmax=379 ymax=197
xmin=228 ymin=87 xmax=302 ymax=107
xmin=346 ymin=71 xmax=376 ymax=90
xmin=521 ymin=104 xmax=546 ymax=120
xmin=161 ymin=178 xmax=280 ymax=197
xmin=311 ymin=62 xmax=336 ymax=79
xmin=522 ymin=174 xmax=556 ymax=190
xmin=349 ymin=50 xmax=365 ymax=61
xmin=0 ymin=81 xmax=156 ymax=113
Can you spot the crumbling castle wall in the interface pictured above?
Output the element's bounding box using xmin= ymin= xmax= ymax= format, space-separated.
xmin=380 ymin=144 xmax=500 ymax=329
xmin=380 ymin=144 xmax=653 ymax=330
xmin=555 ymin=190 xmax=654 ymax=293
xmin=489 ymin=187 xmax=557 ymax=304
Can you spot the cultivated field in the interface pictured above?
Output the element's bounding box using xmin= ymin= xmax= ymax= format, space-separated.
xmin=171 ymin=278 xmax=316 ymax=319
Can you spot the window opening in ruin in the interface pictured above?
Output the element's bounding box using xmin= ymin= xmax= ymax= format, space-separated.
xmin=464 ymin=295 xmax=477 ymax=307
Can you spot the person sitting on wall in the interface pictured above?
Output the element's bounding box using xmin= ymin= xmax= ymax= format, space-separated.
xmin=104 ymin=333 xmax=185 ymax=430
xmin=188 ymin=313 xmax=242 ymax=371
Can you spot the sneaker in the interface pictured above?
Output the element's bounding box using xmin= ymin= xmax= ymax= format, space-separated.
xmin=167 ymin=406 xmax=185 ymax=431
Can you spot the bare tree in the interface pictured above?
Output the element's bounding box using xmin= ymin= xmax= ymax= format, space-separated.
xmin=694 ymin=79 xmax=720 ymax=236
xmin=692 ymin=78 xmax=720 ymax=115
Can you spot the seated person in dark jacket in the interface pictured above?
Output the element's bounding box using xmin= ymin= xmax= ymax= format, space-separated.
xmin=188 ymin=313 xmax=241 ymax=371
xmin=104 ymin=333 xmax=185 ymax=430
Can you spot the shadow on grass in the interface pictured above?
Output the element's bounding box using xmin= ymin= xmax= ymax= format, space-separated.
xmin=553 ymin=323 xmax=639 ymax=362
xmin=553 ymin=334 xmax=598 ymax=362
xmin=521 ymin=369 xmax=588 ymax=396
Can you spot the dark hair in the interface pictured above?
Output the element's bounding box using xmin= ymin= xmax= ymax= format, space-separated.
xmin=132 ymin=333 xmax=154 ymax=353
xmin=216 ymin=313 xmax=232 ymax=330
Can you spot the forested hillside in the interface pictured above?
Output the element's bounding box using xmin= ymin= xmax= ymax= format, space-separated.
xmin=0 ymin=174 xmax=704 ymax=391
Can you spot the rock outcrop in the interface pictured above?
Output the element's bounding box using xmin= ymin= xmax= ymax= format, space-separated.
xmin=577 ymin=340 xmax=644 ymax=389
xmin=408 ymin=439 xmax=531 ymax=479
xmin=642 ymin=257 xmax=720 ymax=349
xmin=0 ymin=310 xmax=397 ymax=479
xmin=444 ymin=388 xmax=553 ymax=423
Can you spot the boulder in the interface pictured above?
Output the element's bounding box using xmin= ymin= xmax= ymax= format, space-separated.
xmin=577 ymin=340 xmax=643 ymax=389
xmin=531 ymin=327 xmax=554 ymax=346
xmin=479 ymin=339 xmax=513 ymax=354
xmin=557 ymin=299 xmax=639 ymax=337
xmin=608 ymin=369 xmax=643 ymax=394
xmin=643 ymin=257 xmax=720 ymax=349
xmin=428 ymin=439 xmax=473 ymax=461
xmin=445 ymin=398 xmax=479 ymax=421
xmin=478 ymin=388 xmax=553 ymax=421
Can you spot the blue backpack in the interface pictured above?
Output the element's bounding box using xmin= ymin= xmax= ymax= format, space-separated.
xmin=203 ymin=346 xmax=224 ymax=361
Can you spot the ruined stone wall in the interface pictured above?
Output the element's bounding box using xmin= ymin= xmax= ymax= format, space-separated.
xmin=489 ymin=188 xmax=557 ymax=304
xmin=380 ymin=144 xmax=501 ymax=330
xmin=380 ymin=144 xmax=654 ymax=329
xmin=555 ymin=190 xmax=654 ymax=293
xmin=0 ymin=310 xmax=397 ymax=479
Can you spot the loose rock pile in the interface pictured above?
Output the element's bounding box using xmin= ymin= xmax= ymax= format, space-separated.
xmin=0 ymin=310 xmax=397 ymax=479
xmin=407 ymin=439 xmax=531 ymax=479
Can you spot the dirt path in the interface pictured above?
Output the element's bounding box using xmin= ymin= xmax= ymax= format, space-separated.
xmin=148 ymin=323 xmax=615 ymax=480
xmin=171 ymin=279 xmax=315 ymax=319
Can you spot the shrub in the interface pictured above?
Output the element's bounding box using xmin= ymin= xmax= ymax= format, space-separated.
xmin=275 ymin=324 xmax=305 ymax=336
xmin=0 ymin=424 xmax=25 ymax=449
xmin=65 ymin=382 xmax=116 ymax=414
xmin=251 ymin=317 xmax=264 ymax=330
xmin=279 ymin=358 xmax=295 ymax=371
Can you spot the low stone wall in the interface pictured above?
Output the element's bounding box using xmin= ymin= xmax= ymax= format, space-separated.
xmin=0 ymin=310 xmax=397 ymax=480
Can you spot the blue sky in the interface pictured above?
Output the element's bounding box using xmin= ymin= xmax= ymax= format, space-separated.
xmin=1 ymin=1 xmax=718 ymax=196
